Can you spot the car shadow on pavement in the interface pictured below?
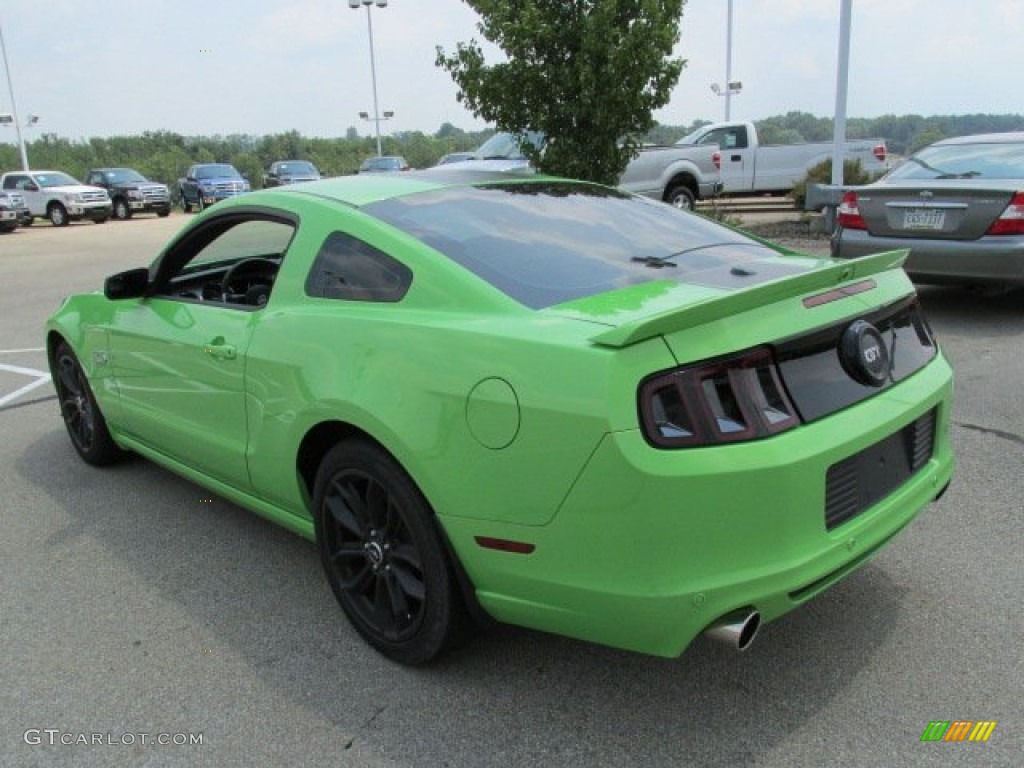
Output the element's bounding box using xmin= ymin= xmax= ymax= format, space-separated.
xmin=15 ymin=426 xmax=905 ymax=767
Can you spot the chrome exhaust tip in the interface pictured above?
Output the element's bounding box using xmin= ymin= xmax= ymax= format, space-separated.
xmin=703 ymin=610 xmax=761 ymax=651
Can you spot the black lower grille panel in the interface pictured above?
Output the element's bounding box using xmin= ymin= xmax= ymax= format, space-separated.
xmin=825 ymin=408 xmax=937 ymax=530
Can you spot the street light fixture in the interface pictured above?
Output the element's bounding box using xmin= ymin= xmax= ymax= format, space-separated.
xmin=348 ymin=0 xmax=390 ymax=157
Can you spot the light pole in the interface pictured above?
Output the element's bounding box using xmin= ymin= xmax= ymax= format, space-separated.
xmin=0 ymin=14 xmax=30 ymax=170
xmin=348 ymin=0 xmax=389 ymax=157
xmin=709 ymin=0 xmax=741 ymax=121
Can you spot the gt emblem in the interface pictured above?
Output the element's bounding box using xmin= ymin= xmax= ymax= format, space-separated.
xmin=839 ymin=320 xmax=891 ymax=387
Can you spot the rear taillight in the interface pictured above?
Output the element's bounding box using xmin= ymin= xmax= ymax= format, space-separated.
xmin=639 ymin=347 xmax=799 ymax=448
xmin=712 ymin=151 xmax=721 ymax=170
xmin=837 ymin=191 xmax=867 ymax=230
xmin=985 ymin=191 xmax=1024 ymax=235
xmin=872 ymin=144 xmax=887 ymax=163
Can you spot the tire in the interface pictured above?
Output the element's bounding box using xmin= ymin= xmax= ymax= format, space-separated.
xmin=665 ymin=185 xmax=696 ymax=211
xmin=94 ymin=216 xmax=108 ymax=224
xmin=53 ymin=341 xmax=124 ymax=466
xmin=0 ymin=223 xmax=15 ymax=234
xmin=313 ymin=439 xmax=469 ymax=664
xmin=157 ymin=208 xmax=171 ymax=218
xmin=181 ymin=190 xmax=192 ymax=213
xmin=48 ymin=203 xmax=69 ymax=227
xmin=112 ymin=198 xmax=132 ymax=220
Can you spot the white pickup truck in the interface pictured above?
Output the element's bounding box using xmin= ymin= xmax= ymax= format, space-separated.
xmin=456 ymin=131 xmax=722 ymax=210
xmin=676 ymin=121 xmax=888 ymax=195
xmin=0 ymin=170 xmax=112 ymax=226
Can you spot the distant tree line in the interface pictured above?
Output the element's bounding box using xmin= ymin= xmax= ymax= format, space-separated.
xmin=1 ymin=112 xmax=1021 ymax=190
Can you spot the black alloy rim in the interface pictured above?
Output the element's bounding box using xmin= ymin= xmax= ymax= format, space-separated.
xmin=57 ymin=353 xmax=95 ymax=451
xmin=322 ymin=470 xmax=426 ymax=642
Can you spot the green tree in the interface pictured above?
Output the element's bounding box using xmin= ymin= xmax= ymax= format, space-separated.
xmin=436 ymin=0 xmax=686 ymax=185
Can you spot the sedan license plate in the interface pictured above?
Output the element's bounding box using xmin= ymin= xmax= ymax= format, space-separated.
xmin=902 ymin=208 xmax=945 ymax=230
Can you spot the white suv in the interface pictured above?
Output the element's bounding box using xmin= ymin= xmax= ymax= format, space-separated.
xmin=0 ymin=170 xmax=112 ymax=226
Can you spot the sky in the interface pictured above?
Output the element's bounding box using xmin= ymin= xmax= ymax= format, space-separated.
xmin=1 ymin=0 xmax=1022 ymax=143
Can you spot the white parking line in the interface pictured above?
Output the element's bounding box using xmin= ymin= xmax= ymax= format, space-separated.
xmin=0 ymin=361 xmax=52 ymax=408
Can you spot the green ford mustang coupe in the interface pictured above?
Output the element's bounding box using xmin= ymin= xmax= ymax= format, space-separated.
xmin=46 ymin=170 xmax=954 ymax=664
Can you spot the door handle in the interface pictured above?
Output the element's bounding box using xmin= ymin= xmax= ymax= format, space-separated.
xmin=204 ymin=341 xmax=237 ymax=360
xmin=730 ymin=154 xmax=742 ymax=162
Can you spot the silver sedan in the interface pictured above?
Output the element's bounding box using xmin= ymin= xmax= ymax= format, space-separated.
xmin=832 ymin=132 xmax=1024 ymax=289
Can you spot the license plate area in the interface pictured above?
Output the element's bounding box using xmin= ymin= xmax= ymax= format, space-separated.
xmin=902 ymin=208 xmax=946 ymax=230
xmin=824 ymin=409 xmax=936 ymax=530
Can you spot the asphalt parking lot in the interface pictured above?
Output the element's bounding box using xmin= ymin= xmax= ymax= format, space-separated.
xmin=1 ymin=214 xmax=1021 ymax=767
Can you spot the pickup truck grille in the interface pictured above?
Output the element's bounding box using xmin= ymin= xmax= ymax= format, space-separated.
xmin=4 ymin=192 xmax=26 ymax=207
xmin=141 ymin=185 xmax=170 ymax=202
xmin=80 ymin=190 xmax=109 ymax=203
xmin=212 ymin=181 xmax=244 ymax=193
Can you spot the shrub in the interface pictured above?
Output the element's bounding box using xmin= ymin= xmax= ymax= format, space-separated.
xmin=791 ymin=158 xmax=873 ymax=209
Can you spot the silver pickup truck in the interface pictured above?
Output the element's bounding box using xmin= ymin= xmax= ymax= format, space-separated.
xmin=453 ymin=132 xmax=722 ymax=210
xmin=0 ymin=189 xmax=31 ymax=232
xmin=677 ymin=121 xmax=889 ymax=195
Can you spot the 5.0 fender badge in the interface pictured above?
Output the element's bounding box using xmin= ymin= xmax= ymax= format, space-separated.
xmin=839 ymin=320 xmax=891 ymax=387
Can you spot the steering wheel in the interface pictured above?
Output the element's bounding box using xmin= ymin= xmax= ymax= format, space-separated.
xmin=220 ymin=257 xmax=278 ymax=305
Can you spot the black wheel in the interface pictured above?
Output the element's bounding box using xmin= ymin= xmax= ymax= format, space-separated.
xmin=666 ymin=185 xmax=696 ymax=211
xmin=112 ymin=198 xmax=132 ymax=220
xmin=157 ymin=208 xmax=171 ymax=218
xmin=53 ymin=341 xmax=124 ymax=466
xmin=313 ymin=440 xmax=469 ymax=664
xmin=94 ymin=216 xmax=108 ymax=224
xmin=48 ymin=203 xmax=69 ymax=227
xmin=181 ymin=190 xmax=192 ymax=213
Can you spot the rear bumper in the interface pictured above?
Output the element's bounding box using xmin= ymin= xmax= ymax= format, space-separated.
xmin=834 ymin=229 xmax=1024 ymax=286
xmin=446 ymin=356 xmax=954 ymax=658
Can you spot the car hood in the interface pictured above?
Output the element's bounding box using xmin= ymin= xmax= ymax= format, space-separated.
xmin=46 ymin=185 xmax=108 ymax=195
xmin=545 ymin=249 xmax=908 ymax=348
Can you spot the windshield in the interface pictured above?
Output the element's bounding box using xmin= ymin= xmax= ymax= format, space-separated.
xmin=276 ymin=162 xmax=317 ymax=175
xmin=475 ymin=131 xmax=546 ymax=160
xmin=196 ymin=164 xmax=241 ymax=180
xmin=35 ymin=172 xmax=80 ymax=188
xmin=103 ymin=169 xmax=148 ymax=183
xmin=886 ymin=140 xmax=1024 ymax=181
xmin=365 ymin=182 xmax=776 ymax=309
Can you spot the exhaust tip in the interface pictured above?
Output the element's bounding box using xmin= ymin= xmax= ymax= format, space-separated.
xmin=703 ymin=610 xmax=761 ymax=651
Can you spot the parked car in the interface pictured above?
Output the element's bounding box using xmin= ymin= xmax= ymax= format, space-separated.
xmin=85 ymin=167 xmax=172 ymax=220
xmin=263 ymin=160 xmax=321 ymax=187
xmin=677 ymin=121 xmax=888 ymax=195
xmin=0 ymin=170 xmax=111 ymax=226
xmin=0 ymin=188 xmax=31 ymax=232
xmin=178 ymin=163 xmax=250 ymax=211
xmin=358 ymin=155 xmax=410 ymax=173
xmin=435 ymin=152 xmax=476 ymax=166
xmin=832 ymin=132 xmax=1024 ymax=290
xmin=46 ymin=170 xmax=953 ymax=665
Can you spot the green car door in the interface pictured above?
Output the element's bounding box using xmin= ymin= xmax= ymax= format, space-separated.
xmin=107 ymin=212 xmax=297 ymax=489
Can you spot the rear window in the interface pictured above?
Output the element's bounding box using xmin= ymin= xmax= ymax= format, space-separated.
xmin=364 ymin=182 xmax=776 ymax=309
xmin=887 ymin=141 xmax=1024 ymax=181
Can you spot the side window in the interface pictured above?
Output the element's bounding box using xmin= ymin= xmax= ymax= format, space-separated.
xmin=156 ymin=217 xmax=295 ymax=308
xmin=3 ymin=175 xmax=23 ymax=190
xmin=305 ymin=232 xmax=412 ymax=302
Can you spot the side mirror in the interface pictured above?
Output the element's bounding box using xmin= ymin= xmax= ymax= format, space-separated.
xmin=25 ymin=183 xmax=39 ymax=192
xmin=104 ymin=268 xmax=150 ymax=300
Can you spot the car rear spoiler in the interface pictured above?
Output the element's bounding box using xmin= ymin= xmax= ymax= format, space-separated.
xmin=589 ymin=249 xmax=909 ymax=348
